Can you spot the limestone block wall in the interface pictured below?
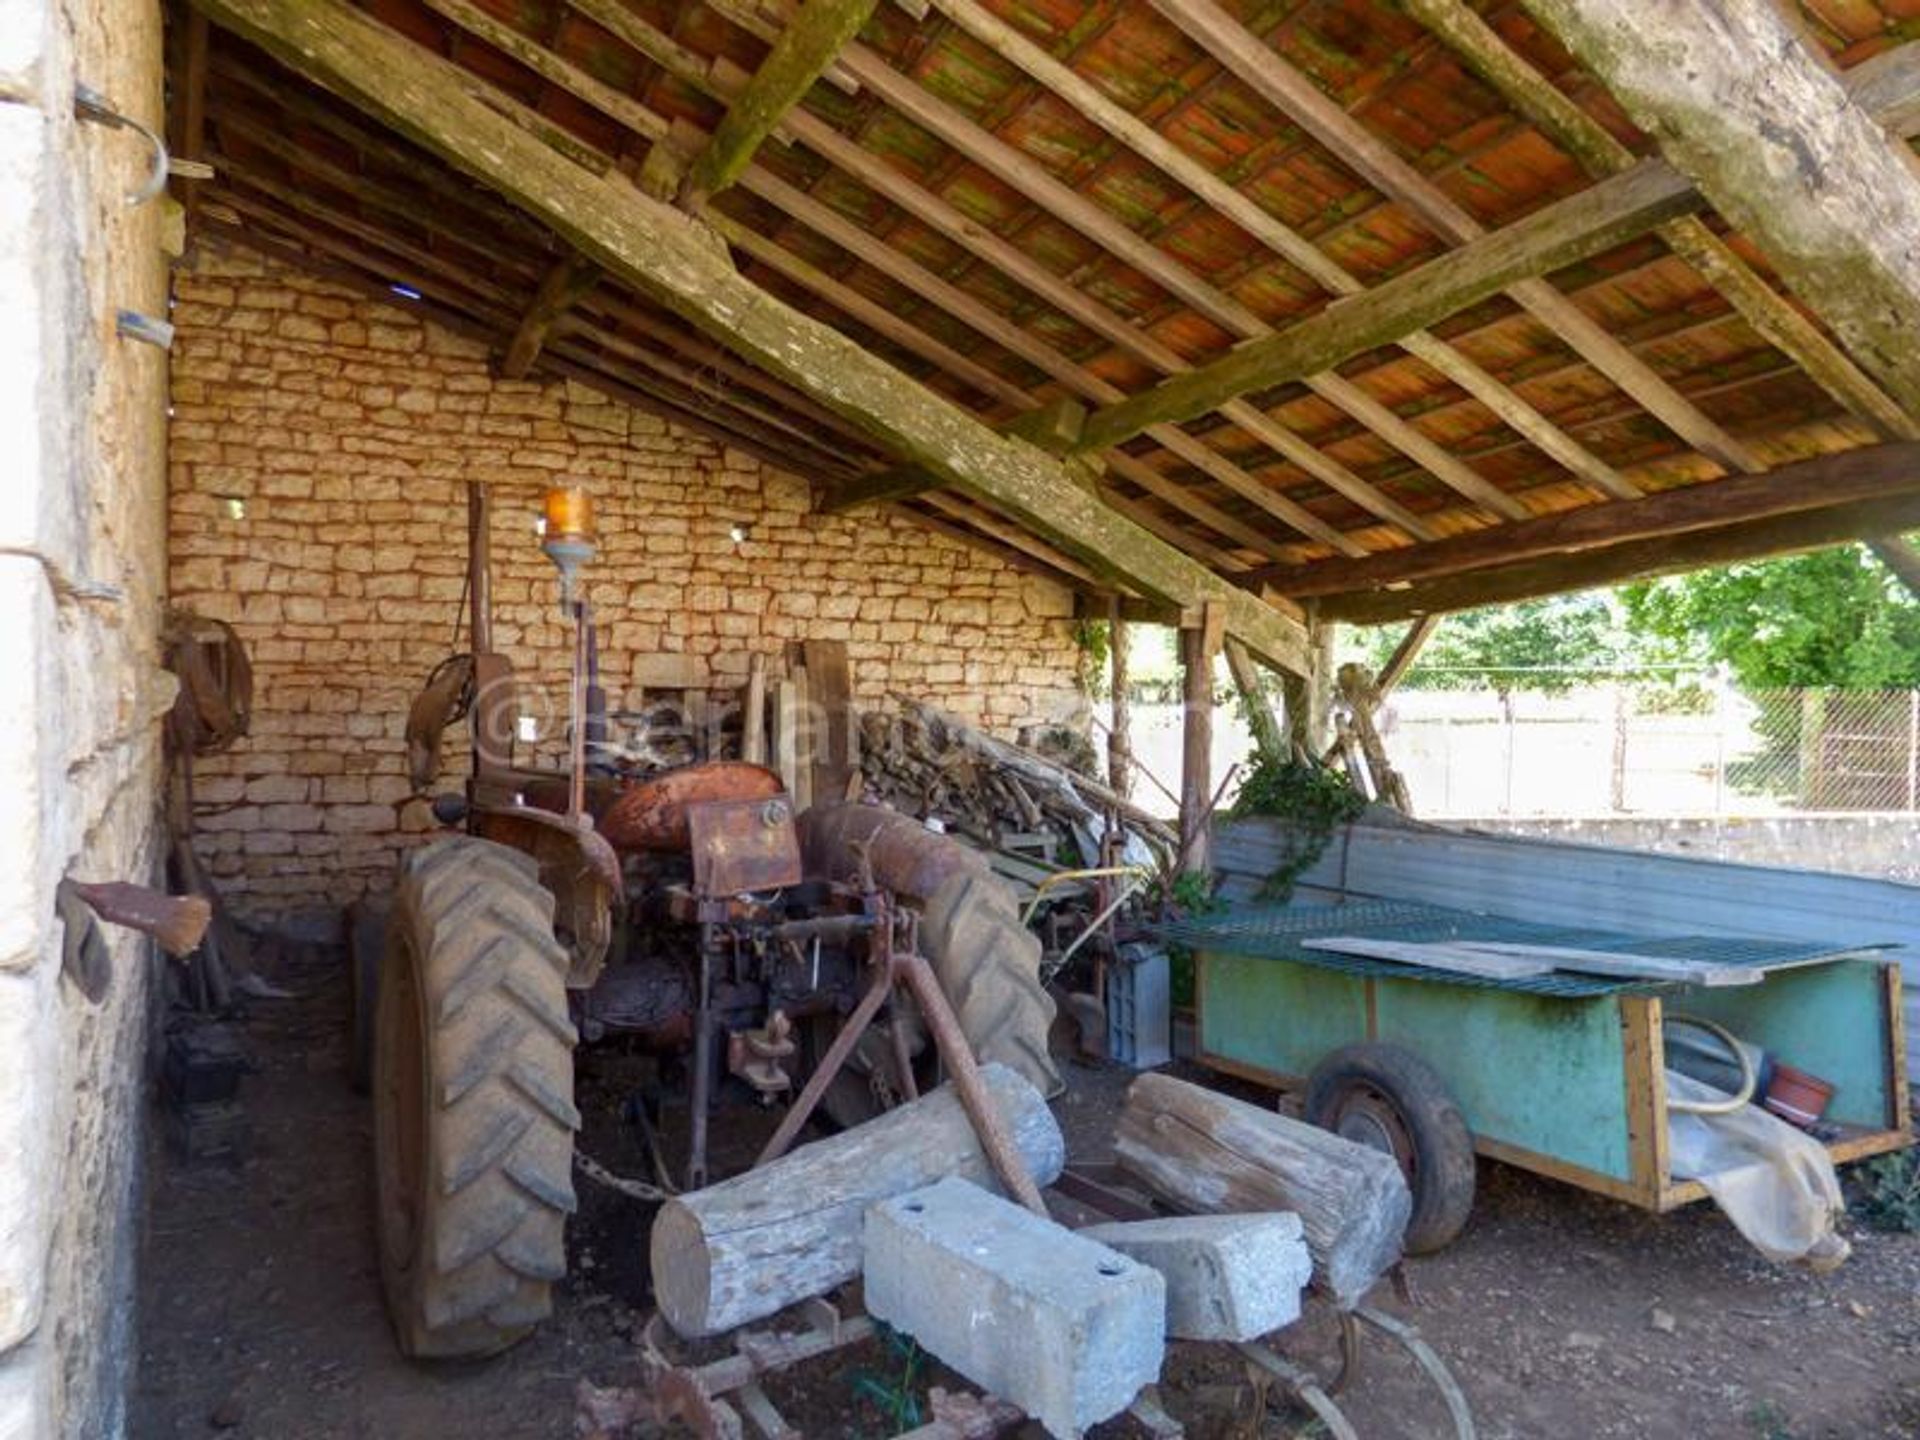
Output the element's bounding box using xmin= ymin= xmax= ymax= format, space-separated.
xmin=0 ymin=0 xmax=172 ymax=1435
xmin=166 ymin=244 xmax=1086 ymax=925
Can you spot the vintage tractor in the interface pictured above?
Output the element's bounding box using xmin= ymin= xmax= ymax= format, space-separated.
xmin=372 ymin=482 xmax=1059 ymax=1359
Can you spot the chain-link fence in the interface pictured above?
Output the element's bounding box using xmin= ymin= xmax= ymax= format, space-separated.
xmin=1378 ymin=679 xmax=1920 ymax=819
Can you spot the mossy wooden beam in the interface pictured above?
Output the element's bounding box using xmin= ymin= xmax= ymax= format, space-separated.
xmin=679 ymin=0 xmax=879 ymax=206
xmin=1093 ymin=4 xmax=1920 ymax=456
xmin=1151 ymin=0 xmax=1754 ymax=475
xmin=1076 ymin=158 xmax=1704 ymax=451
xmin=816 ymin=467 xmax=940 ymax=514
xmin=1403 ymin=0 xmax=1919 ymax=445
xmin=1520 ymin=0 xmax=1920 ymax=423
xmin=1320 ymin=489 xmax=1920 ymax=624
xmin=1256 ymin=441 xmax=1920 ymax=597
xmin=192 ymin=0 xmax=1309 ymax=672
xmin=499 ymin=254 xmax=599 ymax=379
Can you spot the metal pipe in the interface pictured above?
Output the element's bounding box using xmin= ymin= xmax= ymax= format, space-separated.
xmin=755 ymin=956 xmax=895 ymax=1167
xmin=569 ymin=598 xmax=589 ymax=819
xmin=467 ymin=481 xmax=492 ymax=654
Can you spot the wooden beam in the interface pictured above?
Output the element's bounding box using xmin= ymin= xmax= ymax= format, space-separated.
xmin=891 ymin=503 xmax=1100 ymax=596
xmin=1870 ymin=537 xmax=1920 ymax=603
xmin=727 ymin=165 xmax=1361 ymax=555
xmin=1376 ymin=615 xmax=1439 ymax=696
xmin=817 ymin=466 xmax=941 ymax=514
xmin=1258 ymin=441 xmax=1920 ymax=597
xmin=1108 ymin=5 xmax=1920 ymax=459
xmin=834 ymin=35 xmax=1530 ymax=527
xmin=196 ymin=0 xmax=1310 ymax=671
xmin=679 ymin=0 xmax=879 ymax=205
xmin=1520 ymin=0 xmax=1920 ymax=424
xmin=1224 ymin=637 xmax=1284 ymax=760
xmin=927 ymin=0 xmax=1634 ymax=505
xmin=1179 ymin=602 xmax=1227 ymax=874
xmin=1320 ymin=489 xmax=1920 ymax=624
xmin=1150 ymin=0 xmax=1755 ymax=476
xmin=499 ymin=254 xmax=599 ymax=379
xmin=1077 ymin=156 xmax=1704 ymax=451
xmin=1401 ymin=0 xmax=1920 ymax=445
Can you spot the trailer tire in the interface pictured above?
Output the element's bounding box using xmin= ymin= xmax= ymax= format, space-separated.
xmin=1304 ymin=1042 xmax=1475 ymax=1254
xmin=375 ymin=836 xmax=579 ymax=1359
xmin=919 ymin=871 xmax=1063 ymax=1100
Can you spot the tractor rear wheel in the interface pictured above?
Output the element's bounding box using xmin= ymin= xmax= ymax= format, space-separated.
xmin=375 ymin=836 xmax=579 ymax=1359
xmin=919 ymin=871 xmax=1063 ymax=1100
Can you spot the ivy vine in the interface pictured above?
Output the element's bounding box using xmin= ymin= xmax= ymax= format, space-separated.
xmin=1228 ymin=746 xmax=1366 ymax=900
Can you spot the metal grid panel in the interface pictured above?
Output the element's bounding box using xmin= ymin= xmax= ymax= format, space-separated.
xmin=1160 ymin=898 xmax=1876 ymax=998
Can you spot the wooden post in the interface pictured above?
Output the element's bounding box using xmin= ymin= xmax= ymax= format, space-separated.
xmin=1223 ymin=637 xmax=1284 ymax=760
xmin=1179 ymin=602 xmax=1226 ymax=875
xmin=741 ymin=653 xmax=767 ymax=765
xmin=1107 ymin=595 xmax=1132 ymax=799
xmin=1282 ymin=619 xmax=1334 ymax=759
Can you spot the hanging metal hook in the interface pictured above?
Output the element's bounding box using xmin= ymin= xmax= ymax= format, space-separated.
xmin=74 ymin=84 xmax=171 ymax=206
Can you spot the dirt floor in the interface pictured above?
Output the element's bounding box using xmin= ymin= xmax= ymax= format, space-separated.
xmin=133 ymin=945 xmax=1920 ymax=1440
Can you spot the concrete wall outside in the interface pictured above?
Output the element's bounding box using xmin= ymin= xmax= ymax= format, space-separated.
xmin=166 ymin=245 xmax=1087 ymax=929
xmin=0 ymin=0 xmax=172 ymax=1436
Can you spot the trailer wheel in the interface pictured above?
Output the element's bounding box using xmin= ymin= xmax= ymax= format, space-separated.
xmin=375 ymin=837 xmax=579 ymax=1358
xmin=1304 ymin=1042 xmax=1476 ymax=1254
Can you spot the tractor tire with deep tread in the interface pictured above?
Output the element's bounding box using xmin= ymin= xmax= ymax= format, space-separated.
xmin=1304 ymin=1041 xmax=1476 ymax=1255
xmin=918 ymin=871 xmax=1064 ymax=1100
xmin=375 ymin=836 xmax=579 ymax=1359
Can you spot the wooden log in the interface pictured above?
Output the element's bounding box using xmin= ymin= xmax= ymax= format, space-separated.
xmin=650 ymin=1064 xmax=1065 ymax=1338
xmin=741 ymin=653 xmax=767 ymax=765
xmin=1114 ymin=1073 xmax=1409 ymax=1308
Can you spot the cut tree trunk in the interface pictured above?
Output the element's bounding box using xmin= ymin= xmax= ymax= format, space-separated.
xmin=650 ymin=1063 xmax=1065 ymax=1337
xmin=1114 ymin=1072 xmax=1409 ymax=1308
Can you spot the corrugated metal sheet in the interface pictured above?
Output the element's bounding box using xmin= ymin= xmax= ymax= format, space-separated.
xmin=1215 ymin=814 xmax=1920 ymax=1058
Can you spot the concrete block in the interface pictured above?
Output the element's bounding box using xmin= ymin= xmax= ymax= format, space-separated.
xmin=1079 ymin=1213 xmax=1311 ymax=1342
xmin=864 ymin=1177 xmax=1164 ymax=1439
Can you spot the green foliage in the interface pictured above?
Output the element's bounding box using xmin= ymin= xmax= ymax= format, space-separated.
xmin=1162 ymin=871 xmax=1219 ymax=1009
xmin=1620 ymin=545 xmax=1920 ymax=691
xmin=1850 ymin=1147 xmax=1920 ymax=1232
xmin=1349 ymin=595 xmax=1623 ymax=694
xmin=1229 ymin=747 xmax=1367 ymax=900
xmin=850 ymin=1324 xmax=924 ymax=1434
xmin=1071 ymin=619 xmax=1110 ymax=699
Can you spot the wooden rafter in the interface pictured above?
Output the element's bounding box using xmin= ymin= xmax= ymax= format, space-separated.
xmin=1322 ymin=488 xmax=1920 ymax=624
xmin=1074 ymin=37 xmax=1920 ymax=455
xmin=499 ymin=254 xmax=599 ymax=380
xmin=1262 ymin=441 xmax=1920 ymax=598
xmin=1520 ymin=0 xmax=1920 ymax=424
xmin=677 ymin=0 xmax=879 ymax=206
xmin=926 ymin=0 xmax=1637 ymax=507
xmin=364 ymin=0 xmax=1354 ymax=560
xmin=831 ymin=35 xmax=1534 ymax=527
xmin=1401 ymin=0 xmax=1919 ymax=446
xmin=194 ymin=0 xmax=1312 ymax=670
xmin=1149 ymin=0 xmax=1753 ymax=476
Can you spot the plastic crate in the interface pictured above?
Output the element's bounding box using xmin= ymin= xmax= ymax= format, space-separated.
xmin=1106 ymin=942 xmax=1171 ymax=1069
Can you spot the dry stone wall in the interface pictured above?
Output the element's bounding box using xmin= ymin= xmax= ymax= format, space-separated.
xmin=167 ymin=244 xmax=1085 ymax=925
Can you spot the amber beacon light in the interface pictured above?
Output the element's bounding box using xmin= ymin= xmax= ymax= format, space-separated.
xmin=541 ymin=484 xmax=596 ymax=609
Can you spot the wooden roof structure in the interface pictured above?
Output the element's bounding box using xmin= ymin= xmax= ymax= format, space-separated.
xmin=174 ymin=0 xmax=1920 ymax=674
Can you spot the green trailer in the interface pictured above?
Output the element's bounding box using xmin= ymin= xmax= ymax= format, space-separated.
xmin=1171 ymin=900 xmax=1910 ymax=1248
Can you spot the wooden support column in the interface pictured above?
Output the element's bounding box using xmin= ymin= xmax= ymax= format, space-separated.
xmin=498 ymin=254 xmax=599 ymax=379
xmin=1179 ymin=602 xmax=1226 ymax=876
xmin=1107 ymin=595 xmax=1132 ymax=800
xmin=195 ymin=0 xmax=1310 ymax=672
xmin=1224 ymin=638 xmax=1285 ymax=761
xmin=1871 ymin=537 xmax=1920 ymax=603
xmin=1282 ymin=620 xmax=1334 ymax=760
xmin=679 ymin=0 xmax=879 ymax=207
xmin=1521 ymin=0 xmax=1920 ymax=421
